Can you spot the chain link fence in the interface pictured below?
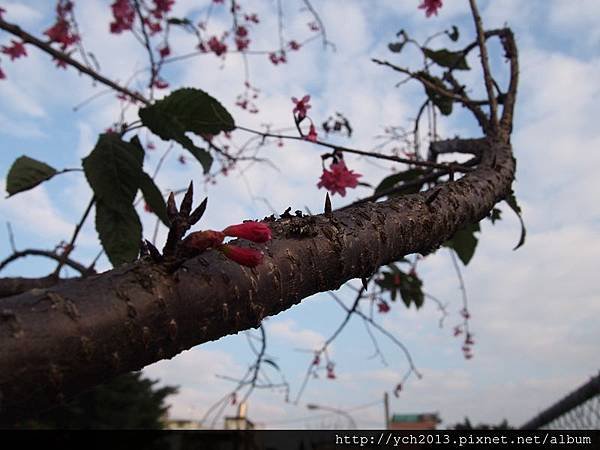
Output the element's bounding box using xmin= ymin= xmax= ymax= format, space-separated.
xmin=520 ymin=372 xmax=600 ymax=430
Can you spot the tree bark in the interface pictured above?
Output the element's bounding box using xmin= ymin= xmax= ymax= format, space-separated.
xmin=0 ymin=134 xmax=515 ymax=422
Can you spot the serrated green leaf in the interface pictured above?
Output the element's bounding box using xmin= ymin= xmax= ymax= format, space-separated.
xmin=139 ymin=172 xmax=169 ymax=227
xmin=418 ymin=71 xmax=453 ymax=116
xmin=82 ymin=133 xmax=144 ymax=213
xmin=374 ymin=168 xmax=426 ymax=195
xmin=444 ymin=222 xmax=480 ymax=265
xmin=95 ymin=200 xmax=142 ymax=267
xmin=6 ymin=156 xmax=57 ymax=197
xmin=505 ymin=190 xmax=526 ymax=250
xmin=139 ymin=88 xmax=235 ymax=173
xmin=423 ymin=48 xmax=469 ymax=70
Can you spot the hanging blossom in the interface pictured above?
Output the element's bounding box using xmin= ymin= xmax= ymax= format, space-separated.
xmin=1 ymin=40 xmax=27 ymax=60
xmin=181 ymin=221 xmax=272 ymax=267
xmin=110 ymin=0 xmax=135 ymax=33
xmin=418 ymin=0 xmax=443 ymax=17
xmin=317 ymin=160 xmax=362 ymax=197
xmin=44 ymin=0 xmax=79 ymax=51
xmin=292 ymin=95 xmax=311 ymax=120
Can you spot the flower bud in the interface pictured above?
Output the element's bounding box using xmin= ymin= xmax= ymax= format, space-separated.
xmin=220 ymin=244 xmax=264 ymax=267
xmin=222 ymin=221 xmax=272 ymax=243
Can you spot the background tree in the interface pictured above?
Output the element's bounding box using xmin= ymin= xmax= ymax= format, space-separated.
xmin=11 ymin=373 xmax=177 ymax=429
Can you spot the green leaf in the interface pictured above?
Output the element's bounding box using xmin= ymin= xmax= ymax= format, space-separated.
xmin=95 ymin=200 xmax=142 ymax=267
xmin=139 ymin=172 xmax=169 ymax=227
xmin=444 ymin=222 xmax=480 ymax=265
xmin=417 ymin=71 xmax=453 ymax=116
xmin=423 ymin=48 xmax=469 ymax=71
xmin=505 ymin=190 xmax=526 ymax=250
xmin=376 ymin=268 xmax=424 ymax=309
xmin=399 ymin=272 xmax=424 ymax=309
xmin=82 ymin=133 xmax=144 ymax=213
xmin=374 ymin=169 xmax=426 ymax=195
xmin=6 ymin=156 xmax=57 ymax=197
xmin=388 ymin=42 xmax=405 ymax=53
xmin=446 ymin=26 xmax=460 ymax=42
xmin=139 ymin=88 xmax=235 ymax=173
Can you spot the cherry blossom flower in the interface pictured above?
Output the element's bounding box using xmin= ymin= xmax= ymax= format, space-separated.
xmin=205 ymin=36 xmax=227 ymax=56
xmin=418 ymin=0 xmax=443 ymax=17
xmin=153 ymin=78 xmax=169 ymax=89
xmin=306 ymin=124 xmax=318 ymax=142
xmin=292 ymin=95 xmax=311 ymax=120
xmin=317 ymin=161 xmax=362 ymax=197
xmin=223 ymin=222 xmax=272 ymax=243
xmin=110 ymin=0 xmax=135 ymax=34
xmin=151 ymin=0 xmax=175 ymax=19
xmin=220 ymin=244 xmax=264 ymax=267
xmin=377 ymin=301 xmax=391 ymax=313
xmin=158 ymin=45 xmax=170 ymax=58
xmin=288 ymin=40 xmax=301 ymax=51
xmin=1 ymin=40 xmax=27 ymax=60
xmin=44 ymin=19 xmax=79 ymax=50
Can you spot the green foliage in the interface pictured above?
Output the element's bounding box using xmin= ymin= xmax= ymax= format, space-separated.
xmin=417 ymin=71 xmax=453 ymax=116
xmin=95 ymin=201 xmax=142 ymax=267
xmin=83 ymin=133 xmax=146 ymax=267
xmin=139 ymin=88 xmax=236 ymax=173
xmin=423 ymin=48 xmax=469 ymax=70
xmin=139 ymin=172 xmax=169 ymax=227
xmin=374 ymin=168 xmax=426 ymax=196
xmin=5 ymin=156 xmax=57 ymax=197
xmin=444 ymin=222 xmax=480 ymax=266
xmin=505 ymin=190 xmax=526 ymax=250
xmin=14 ymin=372 xmax=177 ymax=429
xmin=83 ymin=133 xmax=144 ymax=212
xmin=376 ymin=263 xmax=424 ymax=309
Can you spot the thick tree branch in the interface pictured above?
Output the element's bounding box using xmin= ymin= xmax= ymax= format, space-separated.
xmin=0 ymin=131 xmax=515 ymax=421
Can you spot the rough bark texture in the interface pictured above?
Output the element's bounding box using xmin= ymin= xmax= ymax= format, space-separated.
xmin=0 ymin=135 xmax=515 ymax=421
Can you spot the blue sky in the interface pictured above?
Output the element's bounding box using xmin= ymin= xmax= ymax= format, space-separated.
xmin=1 ymin=0 xmax=599 ymax=429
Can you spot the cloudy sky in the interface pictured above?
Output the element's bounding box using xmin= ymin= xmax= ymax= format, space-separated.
xmin=1 ymin=0 xmax=599 ymax=429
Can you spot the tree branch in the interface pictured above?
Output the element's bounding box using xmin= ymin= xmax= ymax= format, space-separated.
xmin=0 ymin=131 xmax=515 ymax=421
xmin=0 ymin=18 xmax=149 ymax=105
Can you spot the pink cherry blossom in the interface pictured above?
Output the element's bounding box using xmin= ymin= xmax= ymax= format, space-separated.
xmin=317 ymin=161 xmax=362 ymax=197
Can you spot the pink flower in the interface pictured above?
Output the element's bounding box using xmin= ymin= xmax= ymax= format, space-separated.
xmin=1 ymin=40 xmax=27 ymax=61
xmin=44 ymin=19 xmax=79 ymax=49
xmin=288 ymin=40 xmax=301 ymax=51
xmin=220 ymin=244 xmax=264 ymax=267
xmin=223 ymin=222 xmax=272 ymax=243
xmin=153 ymin=78 xmax=169 ymax=89
xmin=377 ymin=301 xmax=391 ymax=313
xmin=206 ymin=36 xmax=227 ymax=56
xmin=292 ymin=95 xmax=311 ymax=120
xmin=151 ymin=0 xmax=175 ymax=19
xmin=306 ymin=124 xmax=318 ymax=142
xmin=110 ymin=0 xmax=135 ymax=33
xmin=418 ymin=0 xmax=443 ymax=17
xmin=158 ymin=45 xmax=170 ymax=58
xmin=317 ymin=161 xmax=362 ymax=197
